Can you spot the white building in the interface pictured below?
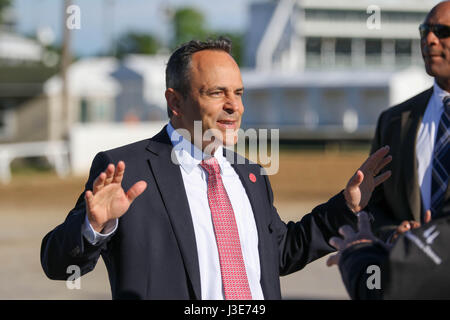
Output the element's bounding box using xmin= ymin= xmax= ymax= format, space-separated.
xmin=241 ymin=0 xmax=437 ymax=140
xmin=43 ymin=54 xmax=169 ymax=140
xmin=246 ymin=0 xmax=437 ymax=71
xmin=0 ymin=31 xmax=43 ymax=64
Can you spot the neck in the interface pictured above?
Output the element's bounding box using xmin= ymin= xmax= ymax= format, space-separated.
xmin=435 ymin=77 xmax=450 ymax=92
xmin=169 ymin=120 xmax=221 ymax=156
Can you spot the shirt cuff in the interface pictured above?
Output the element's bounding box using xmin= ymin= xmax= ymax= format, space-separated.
xmin=82 ymin=213 xmax=118 ymax=245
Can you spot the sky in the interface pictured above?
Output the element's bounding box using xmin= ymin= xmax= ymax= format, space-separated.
xmin=13 ymin=0 xmax=259 ymax=56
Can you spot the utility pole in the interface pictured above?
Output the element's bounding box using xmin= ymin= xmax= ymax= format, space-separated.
xmin=103 ymin=0 xmax=115 ymax=56
xmin=60 ymin=0 xmax=72 ymax=140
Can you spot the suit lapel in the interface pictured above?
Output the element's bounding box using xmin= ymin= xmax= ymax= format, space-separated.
xmin=146 ymin=127 xmax=201 ymax=299
xmin=401 ymin=88 xmax=433 ymax=221
xmin=228 ymin=153 xmax=274 ymax=299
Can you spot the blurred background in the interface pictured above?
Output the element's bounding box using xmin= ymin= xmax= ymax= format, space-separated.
xmin=0 ymin=0 xmax=439 ymax=299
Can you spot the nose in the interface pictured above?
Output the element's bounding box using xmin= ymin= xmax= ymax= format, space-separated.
xmin=423 ymin=29 xmax=440 ymax=46
xmin=223 ymin=94 xmax=241 ymax=114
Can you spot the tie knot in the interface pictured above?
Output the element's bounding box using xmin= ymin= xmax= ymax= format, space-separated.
xmin=443 ymin=96 xmax=450 ymax=113
xmin=200 ymin=157 xmax=221 ymax=176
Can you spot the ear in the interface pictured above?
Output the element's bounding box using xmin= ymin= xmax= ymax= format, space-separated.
xmin=165 ymin=88 xmax=184 ymax=118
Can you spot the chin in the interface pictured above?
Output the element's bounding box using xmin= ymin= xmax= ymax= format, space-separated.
xmin=217 ymin=132 xmax=237 ymax=146
xmin=426 ymin=62 xmax=449 ymax=78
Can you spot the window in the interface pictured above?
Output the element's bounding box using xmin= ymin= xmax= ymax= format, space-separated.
xmin=305 ymin=37 xmax=322 ymax=68
xmin=395 ymin=39 xmax=412 ymax=65
xmin=366 ymin=39 xmax=382 ymax=65
xmin=335 ymin=38 xmax=352 ymax=67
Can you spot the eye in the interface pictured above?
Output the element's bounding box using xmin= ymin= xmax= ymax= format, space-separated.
xmin=210 ymin=91 xmax=223 ymax=97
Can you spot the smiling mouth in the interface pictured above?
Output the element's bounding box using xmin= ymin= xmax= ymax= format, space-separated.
xmin=424 ymin=51 xmax=444 ymax=59
xmin=217 ymin=120 xmax=238 ymax=129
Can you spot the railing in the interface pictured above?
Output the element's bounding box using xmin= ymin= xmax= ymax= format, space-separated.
xmin=0 ymin=140 xmax=70 ymax=184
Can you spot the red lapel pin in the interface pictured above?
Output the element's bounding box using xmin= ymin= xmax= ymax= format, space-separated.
xmin=249 ymin=173 xmax=256 ymax=183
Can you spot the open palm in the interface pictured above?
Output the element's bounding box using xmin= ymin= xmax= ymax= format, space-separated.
xmin=85 ymin=161 xmax=147 ymax=232
xmin=344 ymin=146 xmax=392 ymax=213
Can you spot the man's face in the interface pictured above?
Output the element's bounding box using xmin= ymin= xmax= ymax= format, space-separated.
xmin=421 ymin=4 xmax=450 ymax=83
xmin=178 ymin=50 xmax=244 ymax=149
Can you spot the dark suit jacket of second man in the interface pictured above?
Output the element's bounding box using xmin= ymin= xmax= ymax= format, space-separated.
xmin=369 ymin=87 xmax=450 ymax=239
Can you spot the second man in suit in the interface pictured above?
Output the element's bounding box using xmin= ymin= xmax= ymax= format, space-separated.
xmin=369 ymin=1 xmax=450 ymax=241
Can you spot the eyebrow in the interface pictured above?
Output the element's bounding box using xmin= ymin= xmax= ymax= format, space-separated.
xmin=202 ymin=86 xmax=244 ymax=93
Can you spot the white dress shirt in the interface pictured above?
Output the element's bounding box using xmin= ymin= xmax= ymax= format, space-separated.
xmin=82 ymin=122 xmax=264 ymax=300
xmin=416 ymin=81 xmax=448 ymax=212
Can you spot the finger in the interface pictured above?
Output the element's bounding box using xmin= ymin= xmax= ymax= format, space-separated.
xmin=326 ymin=254 xmax=340 ymax=267
xmin=424 ymin=210 xmax=432 ymax=224
xmin=126 ymin=181 xmax=148 ymax=203
xmin=374 ymin=170 xmax=392 ymax=187
xmin=339 ymin=225 xmax=356 ymax=238
xmin=357 ymin=211 xmax=372 ymax=235
xmin=373 ymin=155 xmax=392 ymax=176
xmin=104 ymin=164 xmax=115 ymax=185
xmin=397 ymin=221 xmax=411 ymax=233
xmin=410 ymin=221 xmax=421 ymax=229
xmin=113 ymin=161 xmax=126 ymax=184
xmin=84 ymin=190 xmax=94 ymax=211
xmin=347 ymin=170 xmax=364 ymax=189
xmin=93 ymin=172 xmax=107 ymax=194
xmin=361 ymin=146 xmax=390 ymax=172
xmin=329 ymin=236 xmax=345 ymax=250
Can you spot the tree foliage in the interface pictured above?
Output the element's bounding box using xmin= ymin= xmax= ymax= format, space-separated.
xmin=171 ymin=7 xmax=244 ymax=66
xmin=0 ymin=0 xmax=12 ymax=24
xmin=114 ymin=32 xmax=160 ymax=59
xmin=172 ymin=7 xmax=208 ymax=47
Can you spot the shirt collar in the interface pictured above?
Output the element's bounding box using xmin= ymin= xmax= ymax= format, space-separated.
xmin=432 ymin=80 xmax=450 ymax=111
xmin=166 ymin=122 xmax=227 ymax=175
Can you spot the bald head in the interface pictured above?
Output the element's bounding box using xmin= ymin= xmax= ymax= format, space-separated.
xmin=425 ymin=1 xmax=450 ymax=24
xmin=421 ymin=1 xmax=450 ymax=91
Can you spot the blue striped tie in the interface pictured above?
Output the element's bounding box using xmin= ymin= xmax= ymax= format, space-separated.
xmin=430 ymin=96 xmax=450 ymax=217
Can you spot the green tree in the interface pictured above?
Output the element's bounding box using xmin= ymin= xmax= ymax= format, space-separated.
xmin=170 ymin=7 xmax=244 ymax=66
xmin=114 ymin=32 xmax=161 ymax=59
xmin=172 ymin=7 xmax=208 ymax=47
xmin=0 ymin=0 xmax=12 ymax=24
xmin=208 ymin=31 xmax=244 ymax=66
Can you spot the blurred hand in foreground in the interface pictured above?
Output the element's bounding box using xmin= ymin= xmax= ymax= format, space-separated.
xmin=326 ymin=211 xmax=389 ymax=267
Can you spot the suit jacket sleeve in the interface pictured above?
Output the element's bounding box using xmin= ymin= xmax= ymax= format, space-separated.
xmin=338 ymin=242 xmax=388 ymax=300
xmin=40 ymin=152 xmax=112 ymax=280
xmin=368 ymin=110 xmax=399 ymax=241
xmin=261 ymin=171 xmax=358 ymax=276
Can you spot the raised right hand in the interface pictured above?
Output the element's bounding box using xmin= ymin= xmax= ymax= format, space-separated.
xmin=85 ymin=161 xmax=147 ymax=232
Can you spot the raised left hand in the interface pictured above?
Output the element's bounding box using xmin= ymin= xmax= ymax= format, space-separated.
xmin=344 ymin=146 xmax=392 ymax=213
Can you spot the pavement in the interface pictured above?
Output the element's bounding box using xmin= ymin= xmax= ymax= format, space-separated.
xmin=0 ymin=197 xmax=348 ymax=300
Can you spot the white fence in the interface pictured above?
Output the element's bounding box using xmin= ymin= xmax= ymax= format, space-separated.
xmin=0 ymin=140 xmax=70 ymax=184
xmin=69 ymin=121 xmax=166 ymax=175
xmin=0 ymin=122 xmax=167 ymax=183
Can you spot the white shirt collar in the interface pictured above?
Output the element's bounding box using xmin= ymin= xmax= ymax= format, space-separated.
xmin=432 ymin=81 xmax=450 ymax=111
xmin=166 ymin=122 xmax=227 ymax=175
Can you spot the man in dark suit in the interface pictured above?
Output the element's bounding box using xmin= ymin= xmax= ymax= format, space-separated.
xmin=369 ymin=1 xmax=450 ymax=241
xmin=41 ymin=38 xmax=392 ymax=300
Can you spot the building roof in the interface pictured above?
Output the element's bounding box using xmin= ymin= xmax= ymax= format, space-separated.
xmin=44 ymin=57 xmax=121 ymax=98
xmin=0 ymin=31 xmax=43 ymax=62
xmin=0 ymin=64 xmax=57 ymax=98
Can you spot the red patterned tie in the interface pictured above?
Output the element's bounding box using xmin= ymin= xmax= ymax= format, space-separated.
xmin=200 ymin=157 xmax=252 ymax=300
